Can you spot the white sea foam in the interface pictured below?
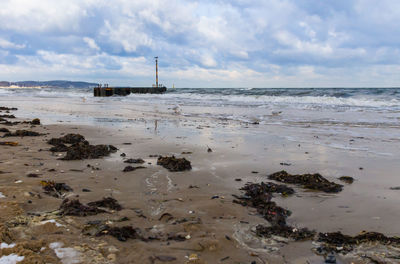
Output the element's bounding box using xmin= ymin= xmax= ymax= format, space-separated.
xmin=40 ymin=219 xmax=64 ymax=227
xmin=49 ymin=242 xmax=81 ymax=264
xmin=0 ymin=242 xmax=16 ymax=249
xmin=0 ymin=254 xmax=24 ymax=264
xmin=161 ymin=93 xmax=399 ymax=108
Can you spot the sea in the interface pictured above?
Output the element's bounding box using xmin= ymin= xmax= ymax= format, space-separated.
xmin=1 ymin=87 xmax=400 ymax=157
xmin=1 ymin=87 xmax=399 ymax=123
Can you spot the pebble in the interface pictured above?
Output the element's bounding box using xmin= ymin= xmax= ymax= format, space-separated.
xmin=108 ymin=246 xmax=119 ymax=253
xmin=107 ymin=254 xmax=116 ymax=261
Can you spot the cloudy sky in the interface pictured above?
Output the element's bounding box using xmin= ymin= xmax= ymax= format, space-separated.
xmin=1 ymin=0 xmax=400 ymax=88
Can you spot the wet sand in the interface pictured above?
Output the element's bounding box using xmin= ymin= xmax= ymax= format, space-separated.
xmin=1 ymin=107 xmax=400 ymax=264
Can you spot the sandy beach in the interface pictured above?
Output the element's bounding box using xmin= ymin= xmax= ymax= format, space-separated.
xmin=1 ymin=96 xmax=400 ymax=264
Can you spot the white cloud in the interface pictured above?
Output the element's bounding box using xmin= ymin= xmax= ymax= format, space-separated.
xmin=0 ymin=38 xmax=25 ymax=49
xmin=83 ymin=37 xmax=100 ymax=51
xmin=1 ymin=0 xmax=400 ymax=87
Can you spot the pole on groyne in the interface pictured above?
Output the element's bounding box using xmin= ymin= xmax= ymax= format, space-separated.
xmin=155 ymin=56 xmax=159 ymax=87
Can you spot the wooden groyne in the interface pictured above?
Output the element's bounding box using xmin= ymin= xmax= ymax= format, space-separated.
xmin=93 ymin=86 xmax=167 ymax=97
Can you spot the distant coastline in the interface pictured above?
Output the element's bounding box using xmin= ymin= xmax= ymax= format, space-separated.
xmin=0 ymin=80 xmax=98 ymax=89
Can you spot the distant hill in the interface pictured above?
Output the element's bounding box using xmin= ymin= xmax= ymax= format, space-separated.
xmin=0 ymin=80 xmax=98 ymax=88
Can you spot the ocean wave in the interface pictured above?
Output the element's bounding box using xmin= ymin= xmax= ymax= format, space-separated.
xmin=121 ymin=92 xmax=400 ymax=109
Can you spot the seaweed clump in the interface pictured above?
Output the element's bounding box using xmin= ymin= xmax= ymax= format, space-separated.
xmin=40 ymin=180 xmax=73 ymax=198
xmin=157 ymin=156 xmax=192 ymax=171
xmin=59 ymin=199 xmax=106 ymax=216
xmin=256 ymin=224 xmax=315 ymax=241
xmin=317 ymin=231 xmax=400 ymax=253
xmin=0 ymin=106 xmax=17 ymax=111
xmin=338 ymin=176 xmax=354 ymax=184
xmin=3 ymin=130 xmax=42 ymax=137
xmin=124 ymin=158 xmax=145 ymax=164
xmin=87 ymin=197 xmax=122 ymax=211
xmin=0 ymin=114 xmax=15 ymax=118
xmin=83 ymin=221 xmax=145 ymax=242
xmin=268 ymin=170 xmax=343 ymax=193
xmin=30 ymin=118 xmax=41 ymax=125
xmin=60 ymin=141 xmax=117 ymax=160
xmin=234 ymin=182 xmax=292 ymax=226
xmin=48 ymin=133 xmax=85 ymax=146
xmin=234 ymin=182 xmax=316 ymax=241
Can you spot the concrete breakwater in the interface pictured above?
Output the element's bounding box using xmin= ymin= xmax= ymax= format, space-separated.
xmin=93 ymin=86 xmax=167 ymax=96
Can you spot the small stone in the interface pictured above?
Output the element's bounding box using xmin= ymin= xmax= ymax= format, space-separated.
xmin=107 ymin=253 xmax=116 ymax=261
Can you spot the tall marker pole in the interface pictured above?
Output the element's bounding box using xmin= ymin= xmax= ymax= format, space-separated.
xmin=155 ymin=56 xmax=158 ymax=87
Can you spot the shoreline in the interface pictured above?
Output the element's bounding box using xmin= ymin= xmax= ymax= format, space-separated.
xmin=1 ymin=106 xmax=400 ymax=263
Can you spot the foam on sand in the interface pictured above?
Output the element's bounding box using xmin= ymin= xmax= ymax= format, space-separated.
xmin=0 ymin=254 xmax=24 ymax=264
xmin=49 ymin=242 xmax=81 ymax=264
xmin=0 ymin=242 xmax=16 ymax=249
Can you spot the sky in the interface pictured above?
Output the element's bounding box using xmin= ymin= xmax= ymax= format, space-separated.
xmin=1 ymin=0 xmax=400 ymax=88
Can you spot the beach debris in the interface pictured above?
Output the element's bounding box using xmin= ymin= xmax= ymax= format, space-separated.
xmin=122 ymin=165 xmax=146 ymax=172
xmin=82 ymin=188 xmax=91 ymax=192
xmin=280 ymin=162 xmax=291 ymax=166
xmin=157 ymin=156 xmax=192 ymax=171
xmin=120 ymin=152 xmax=126 ymax=157
xmin=390 ymin=186 xmax=400 ymax=190
xmin=0 ymin=128 xmax=10 ymax=132
xmin=124 ymin=158 xmax=145 ymax=164
xmin=181 ymin=151 xmax=192 ymax=154
xmin=255 ymin=224 xmax=315 ymax=241
xmin=235 ymin=178 xmax=242 ymax=181
xmin=40 ymin=180 xmax=73 ymax=198
xmin=30 ymin=118 xmax=41 ymax=125
xmin=0 ymin=114 xmax=15 ymax=118
xmin=268 ymin=170 xmax=343 ymax=193
xmin=60 ymin=141 xmax=117 ymax=160
xmin=59 ymin=199 xmax=106 ymax=216
xmin=207 ymin=146 xmax=213 ymax=152
xmin=338 ymin=176 xmax=354 ymax=184
xmin=0 ymin=141 xmax=18 ymax=146
xmin=317 ymin=231 xmax=400 ymax=254
xmin=87 ymin=197 xmax=122 ymax=211
xmin=3 ymin=130 xmax=42 ymax=137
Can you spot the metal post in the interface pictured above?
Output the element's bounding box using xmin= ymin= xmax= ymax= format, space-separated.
xmin=155 ymin=56 xmax=158 ymax=87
